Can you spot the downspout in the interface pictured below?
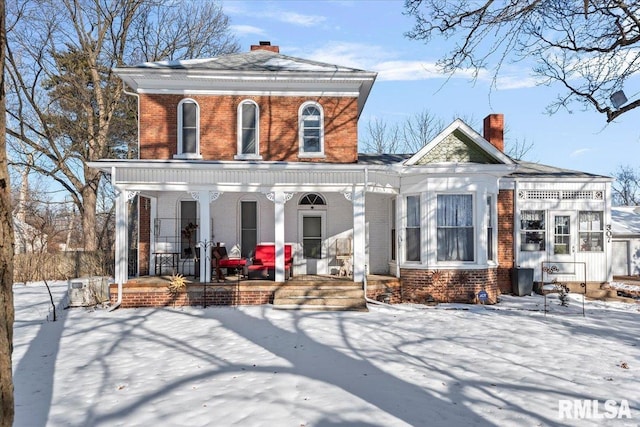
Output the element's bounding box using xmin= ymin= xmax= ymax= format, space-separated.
xmin=109 ymin=165 xmax=122 ymax=311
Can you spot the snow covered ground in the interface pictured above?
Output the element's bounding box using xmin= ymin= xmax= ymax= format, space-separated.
xmin=12 ymin=281 xmax=640 ymax=426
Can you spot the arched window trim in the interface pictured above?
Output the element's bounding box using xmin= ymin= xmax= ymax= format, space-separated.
xmin=235 ymin=100 xmax=262 ymax=160
xmin=298 ymin=101 xmax=325 ymax=158
xmin=175 ymin=98 xmax=201 ymax=159
xmin=298 ymin=193 xmax=327 ymax=209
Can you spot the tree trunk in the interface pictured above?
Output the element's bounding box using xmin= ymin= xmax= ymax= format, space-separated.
xmin=0 ymin=0 xmax=15 ymax=424
xmin=81 ymin=184 xmax=99 ymax=252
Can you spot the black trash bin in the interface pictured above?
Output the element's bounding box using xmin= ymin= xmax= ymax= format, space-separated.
xmin=511 ymin=268 xmax=534 ymax=296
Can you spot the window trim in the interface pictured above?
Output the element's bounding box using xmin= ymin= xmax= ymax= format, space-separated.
xmin=179 ymin=199 xmax=199 ymax=259
xmin=404 ymin=194 xmax=422 ymax=263
xmin=175 ymin=98 xmax=202 ymax=159
xmin=520 ymin=210 xmax=546 ymax=252
xmin=298 ymin=101 xmax=325 ymax=158
xmin=578 ymin=210 xmax=604 ymax=252
xmin=298 ymin=210 xmax=326 ymax=260
xmin=239 ymin=199 xmax=259 ymax=258
xmin=235 ymin=100 xmax=262 ymax=160
xmin=486 ymin=195 xmax=495 ymax=263
xmin=436 ymin=193 xmax=475 ymax=263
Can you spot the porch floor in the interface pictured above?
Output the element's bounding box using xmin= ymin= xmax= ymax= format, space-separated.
xmin=124 ymin=273 xmax=397 ymax=287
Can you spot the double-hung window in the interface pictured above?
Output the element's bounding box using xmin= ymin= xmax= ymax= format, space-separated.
xmin=520 ymin=210 xmax=545 ymax=251
xmin=299 ymin=102 xmax=324 ymax=157
xmin=579 ymin=211 xmax=604 ymax=252
xmin=486 ymin=196 xmax=494 ymax=261
xmin=405 ymin=195 xmax=421 ymax=262
xmin=236 ymin=100 xmax=260 ymax=159
xmin=176 ymin=99 xmax=199 ymax=158
xmin=437 ymin=194 xmax=474 ymax=261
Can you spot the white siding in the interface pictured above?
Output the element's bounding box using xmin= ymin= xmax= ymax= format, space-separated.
xmin=366 ymin=193 xmax=391 ymax=274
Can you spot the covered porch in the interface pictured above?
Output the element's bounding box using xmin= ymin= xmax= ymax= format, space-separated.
xmin=87 ymin=159 xmax=400 ymax=307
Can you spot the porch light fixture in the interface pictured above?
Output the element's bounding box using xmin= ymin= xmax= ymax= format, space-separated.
xmin=610 ymin=90 xmax=628 ymax=109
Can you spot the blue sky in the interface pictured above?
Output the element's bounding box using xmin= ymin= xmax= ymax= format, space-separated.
xmin=223 ymin=0 xmax=640 ymax=177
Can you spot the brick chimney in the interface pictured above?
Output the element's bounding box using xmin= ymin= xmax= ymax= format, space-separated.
xmin=483 ymin=113 xmax=504 ymax=152
xmin=250 ymin=41 xmax=280 ymax=53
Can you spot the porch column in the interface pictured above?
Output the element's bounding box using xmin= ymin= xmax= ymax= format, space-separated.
xmin=149 ymin=196 xmax=158 ymax=275
xmin=198 ymin=191 xmax=211 ymax=283
xmin=114 ymin=188 xmax=129 ymax=285
xmin=274 ymin=191 xmax=286 ymax=282
xmin=352 ymin=186 xmax=366 ymax=283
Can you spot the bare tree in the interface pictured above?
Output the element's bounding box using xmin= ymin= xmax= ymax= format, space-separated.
xmin=505 ymin=137 xmax=535 ymax=161
xmin=402 ymin=109 xmax=444 ymax=153
xmin=405 ymin=0 xmax=640 ymax=122
xmin=362 ymin=118 xmax=401 ymax=153
xmin=5 ymin=0 xmax=239 ymax=251
xmin=612 ymin=165 xmax=640 ymax=206
xmin=0 ymin=0 xmax=15 ymax=423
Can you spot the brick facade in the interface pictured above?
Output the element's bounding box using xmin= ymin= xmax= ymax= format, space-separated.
xmin=110 ymin=283 xmax=274 ymax=307
xmin=139 ymin=94 xmax=359 ymax=163
xmin=400 ymin=268 xmax=499 ymax=304
xmin=497 ymin=189 xmax=514 ymax=293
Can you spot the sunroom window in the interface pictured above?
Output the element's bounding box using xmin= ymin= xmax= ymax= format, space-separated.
xmin=299 ymin=102 xmax=324 ymax=156
xmin=236 ymin=100 xmax=260 ymax=159
xmin=579 ymin=211 xmax=604 ymax=252
xmin=405 ymin=195 xmax=421 ymax=262
xmin=176 ymin=99 xmax=199 ymax=158
xmin=520 ymin=210 xmax=545 ymax=251
xmin=437 ymin=194 xmax=474 ymax=261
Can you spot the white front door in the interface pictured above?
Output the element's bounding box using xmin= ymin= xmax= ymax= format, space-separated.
xmin=548 ymin=211 xmax=576 ymax=274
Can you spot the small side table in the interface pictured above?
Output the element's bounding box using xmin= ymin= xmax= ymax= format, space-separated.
xmin=153 ymin=252 xmax=179 ymax=275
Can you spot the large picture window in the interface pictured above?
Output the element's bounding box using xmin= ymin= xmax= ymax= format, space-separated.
xmin=437 ymin=194 xmax=474 ymax=261
xmin=579 ymin=211 xmax=604 ymax=252
xmin=405 ymin=195 xmax=421 ymax=262
xmin=520 ymin=210 xmax=545 ymax=251
xmin=299 ymin=102 xmax=324 ymax=156
xmin=237 ymin=101 xmax=260 ymax=159
xmin=177 ymin=99 xmax=199 ymax=157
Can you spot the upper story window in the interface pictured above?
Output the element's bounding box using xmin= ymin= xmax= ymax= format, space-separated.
xmin=176 ymin=99 xmax=200 ymax=159
xmin=236 ymin=100 xmax=261 ymax=160
xmin=299 ymin=102 xmax=324 ymax=157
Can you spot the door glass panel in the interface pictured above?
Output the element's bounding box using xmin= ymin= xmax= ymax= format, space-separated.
xmin=303 ymin=216 xmax=322 ymax=259
xmin=553 ymin=215 xmax=570 ymax=255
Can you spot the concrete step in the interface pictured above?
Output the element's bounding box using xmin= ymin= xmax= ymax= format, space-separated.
xmin=274 ymin=287 xmax=364 ymax=298
xmin=273 ymin=285 xmax=367 ymax=311
xmin=273 ymin=303 xmax=368 ymax=312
